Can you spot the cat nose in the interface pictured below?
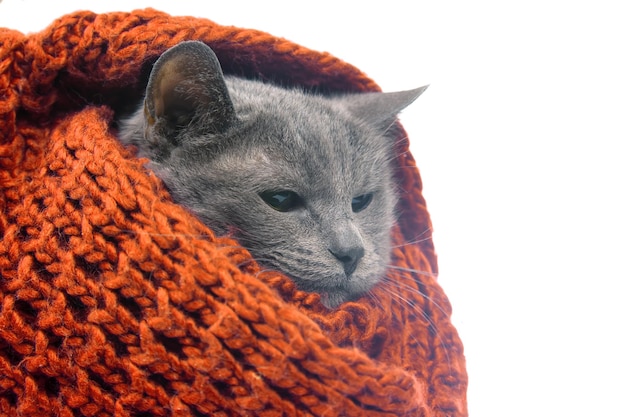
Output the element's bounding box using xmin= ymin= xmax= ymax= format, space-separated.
xmin=327 ymin=221 xmax=365 ymax=276
xmin=329 ymin=245 xmax=364 ymax=277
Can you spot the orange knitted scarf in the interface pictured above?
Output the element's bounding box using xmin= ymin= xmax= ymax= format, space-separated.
xmin=0 ymin=9 xmax=467 ymax=416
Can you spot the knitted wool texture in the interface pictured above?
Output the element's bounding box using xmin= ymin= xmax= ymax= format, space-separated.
xmin=0 ymin=9 xmax=467 ymax=417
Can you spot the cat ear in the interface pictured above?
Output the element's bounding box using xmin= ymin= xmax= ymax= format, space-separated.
xmin=144 ymin=41 xmax=236 ymax=143
xmin=337 ymin=85 xmax=428 ymax=129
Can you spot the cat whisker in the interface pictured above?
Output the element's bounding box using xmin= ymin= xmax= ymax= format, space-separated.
xmin=394 ymin=137 xmax=411 ymax=151
xmin=412 ymin=225 xmax=433 ymax=238
xmin=383 ymin=268 xmax=451 ymax=321
xmin=375 ymin=278 xmax=452 ymax=373
xmin=390 ymin=226 xmax=433 ymax=248
xmin=386 ymin=264 xmax=437 ymax=278
xmin=230 ymin=254 xmax=280 ymax=270
xmin=250 ymin=265 xmax=282 ymax=280
xmin=394 ymin=164 xmax=421 ymax=169
xmin=365 ymin=281 xmax=386 ymax=309
xmin=390 ymin=235 xmax=433 ymax=248
xmin=380 ymin=273 xmax=450 ymax=319
xmin=116 ymin=229 xmax=211 ymax=239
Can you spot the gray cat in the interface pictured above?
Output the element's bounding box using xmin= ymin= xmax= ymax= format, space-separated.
xmin=120 ymin=41 xmax=426 ymax=308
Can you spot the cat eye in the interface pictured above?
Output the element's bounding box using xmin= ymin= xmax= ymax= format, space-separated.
xmin=260 ymin=190 xmax=302 ymax=212
xmin=351 ymin=193 xmax=373 ymax=213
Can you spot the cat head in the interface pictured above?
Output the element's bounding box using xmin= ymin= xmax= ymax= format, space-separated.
xmin=121 ymin=41 xmax=427 ymax=308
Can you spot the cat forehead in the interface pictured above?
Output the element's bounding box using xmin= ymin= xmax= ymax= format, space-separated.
xmin=231 ymin=108 xmax=392 ymax=174
xmin=228 ymin=80 xmax=334 ymax=122
xmin=225 ymin=79 xmax=391 ymax=149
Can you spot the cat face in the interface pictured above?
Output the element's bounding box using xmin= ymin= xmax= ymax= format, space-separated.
xmin=120 ymin=41 xmax=426 ymax=308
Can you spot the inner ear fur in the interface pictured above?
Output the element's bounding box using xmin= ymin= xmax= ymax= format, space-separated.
xmin=145 ymin=41 xmax=237 ymax=137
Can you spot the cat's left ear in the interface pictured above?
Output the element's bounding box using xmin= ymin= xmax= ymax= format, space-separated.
xmin=336 ymin=85 xmax=428 ymax=129
xmin=144 ymin=41 xmax=237 ymax=144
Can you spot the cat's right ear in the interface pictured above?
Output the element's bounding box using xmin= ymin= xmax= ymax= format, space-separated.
xmin=143 ymin=41 xmax=236 ymax=146
xmin=336 ymin=85 xmax=428 ymax=131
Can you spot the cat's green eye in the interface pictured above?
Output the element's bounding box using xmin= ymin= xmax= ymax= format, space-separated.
xmin=352 ymin=193 xmax=373 ymax=213
xmin=260 ymin=190 xmax=302 ymax=212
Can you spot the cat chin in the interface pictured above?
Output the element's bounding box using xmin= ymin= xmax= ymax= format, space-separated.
xmin=317 ymin=278 xmax=376 ymax=309
xmin=320 ymin=291 xmax=355 ymax=309
xmin=300 ymin=262 xmax=386 ymax=309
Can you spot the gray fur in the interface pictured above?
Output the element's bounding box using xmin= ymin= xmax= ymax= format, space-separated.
xmin=119 ymin=41 xmax=426 ymax=308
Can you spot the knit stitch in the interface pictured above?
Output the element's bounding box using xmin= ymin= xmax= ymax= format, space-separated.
xmin=0 ymin=9 xmax=467 ymax=416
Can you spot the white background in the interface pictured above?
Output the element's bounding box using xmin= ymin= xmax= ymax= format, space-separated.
xmin=2 ymin=1 xmax=625 ymax=415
